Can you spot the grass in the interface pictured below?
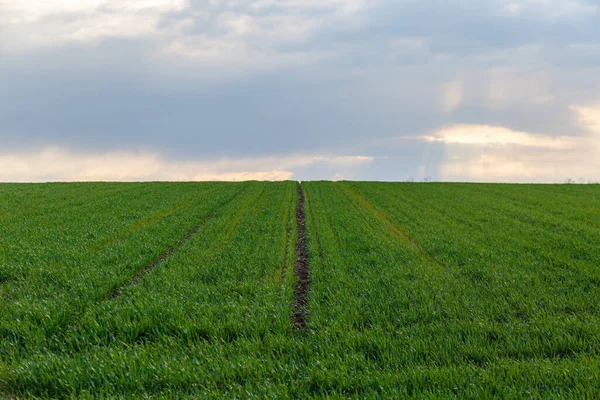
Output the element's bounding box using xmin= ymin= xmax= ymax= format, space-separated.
xmin=1 ymin=181 xmax=600 ymax=398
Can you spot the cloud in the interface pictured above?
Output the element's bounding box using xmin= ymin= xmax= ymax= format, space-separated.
xmin=503 ymin=0 xmax=599 ymax=18
xmin=421 ymin=124 xmax=576 ymax=149
xmin=0 ymin=0 xmax=188 ymax=49
xmin=0 ymin=147 xmax=374 ymax=182
xmin=0 ymin=147 xmax=292 ymax=182
xmin=0 ymin=1 xmax=599 ymax=182
xmin=428 ymin=107 xmax=600 ymax=182
xmin=438 ymin=153 xmax=596 ymax=183
xmin=572 ymin=104 xmax=600 ymax=133
xmin=0 ymin=0 xmax=366 ymax=68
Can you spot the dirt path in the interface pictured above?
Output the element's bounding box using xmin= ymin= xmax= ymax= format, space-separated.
xmin=292 ymin=183 xmax=309 ymax=330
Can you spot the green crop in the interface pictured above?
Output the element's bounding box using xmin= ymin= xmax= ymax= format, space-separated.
xmin=1 ymin=181 xmax=600 ymax=398
xmin=300 ymin=181 xmax=600 ymax=397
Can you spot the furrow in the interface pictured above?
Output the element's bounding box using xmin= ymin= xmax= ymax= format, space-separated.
xmin=291 ymin=182 xmax=310 ymax=330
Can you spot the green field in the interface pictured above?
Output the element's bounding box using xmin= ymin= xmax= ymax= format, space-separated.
xmin=1 ymin=181 xmax=600 ymax=398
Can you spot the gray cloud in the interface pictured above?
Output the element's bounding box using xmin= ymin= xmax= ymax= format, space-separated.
xmin=0 ymin=0 xmax=599 ymax=181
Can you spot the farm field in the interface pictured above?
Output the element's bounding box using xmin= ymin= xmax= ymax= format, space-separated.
xmin=1 ymin=181 xmax=600 ymax=398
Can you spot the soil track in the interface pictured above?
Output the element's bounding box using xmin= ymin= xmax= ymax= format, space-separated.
xmin=292 ymin=183 xmax=309 ymax=330
xmin=107 ymin=218 xmax=212 ymax=300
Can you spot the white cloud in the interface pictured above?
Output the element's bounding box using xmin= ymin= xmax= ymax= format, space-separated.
xmin=0 ymin=0 xmax=368 ymax=84
xmin=0 ymin=0 xmax=187 ymax=49
xmin=0 ymin=148 xmax=374 ymax=182
xmin=571 ymin=104 xmax=600 ymax=134
xmin=0 ymin=147 xmax=291 ymax=182
xmin=428 ymin=113 xmax=600 ymax=182
xmin=0 ymin=0 xmax=365 ymax=54
xmin=422 ymin=124 xmax=576 ymax=149
xmin=439 ymin=153 xmax=590 ymax=182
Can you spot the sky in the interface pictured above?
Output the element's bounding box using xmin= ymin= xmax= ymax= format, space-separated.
xmin=0 ymin=0 xmax=599 ymax=182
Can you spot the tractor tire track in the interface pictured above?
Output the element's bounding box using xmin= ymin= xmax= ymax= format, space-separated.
xmin=292 ymin=182 xmax=310 ymax=330
xmin=55 ymin=185 xmax=251 ymax=336
xmin=54 ymin=185 xmax=261 ymax=345
xmin=106 ymin=217 xmax=212 ymax=300
xmin=338 ymin=182 xmax=447 ymax=272
xmin=0 ymin=186 xmax=255 ymax=360
xmin=107 ymin=185 xmax=249 ymax=301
